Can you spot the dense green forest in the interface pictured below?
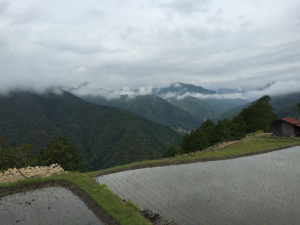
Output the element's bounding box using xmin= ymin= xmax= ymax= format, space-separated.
xmin=0 ymin=91 xmax=182 ymax=170
xmin=0 ymin=136 xmax=87 ymax=172
xmin=168 ymin=96 xmax=249 ymax=123
xmin=163 ymin=95 xmax=277 ymax=158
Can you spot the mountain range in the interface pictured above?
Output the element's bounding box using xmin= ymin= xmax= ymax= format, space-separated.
xmin=0 ymin=91 xmax=182 ymax=170
xmin=76 ymin=82 xmax=250 ymax=132
xmin=75 ymin=82 xmax=298 ymax=128
xmin=0 ymin=82 xmax=298 ymax=171
xmin=81 ymin=94 xmax=201 ymax=132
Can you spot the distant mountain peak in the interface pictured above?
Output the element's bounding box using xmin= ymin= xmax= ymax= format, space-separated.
xmin=158 ymin=82 xmax=217 ymax=97
xmin=255 ymin=83 xmax=274 ymax=91
xmin=170 ymin=82 xmax=184 ymax=88
xmin=217 ymin=88 xmax=243 ymax=95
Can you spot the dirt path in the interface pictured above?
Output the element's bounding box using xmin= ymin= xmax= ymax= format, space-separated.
xmin=211 ymin=140 xmax=237 ymax=150
xmin=211 ymin=133 xmax=272 ymax=150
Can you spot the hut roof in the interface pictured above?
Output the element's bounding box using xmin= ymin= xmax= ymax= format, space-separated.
xmin=281 ymin=118 xmax=300 ymax=127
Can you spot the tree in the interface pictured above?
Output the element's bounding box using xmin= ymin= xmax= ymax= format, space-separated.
xmin=231 ymin=114 xmax=247 ymax=138
xmin=199 ymin=119 xmax=218 ymax=144
xmin=179 ymin=132 xmax=192 ymax=153
xmin=162 ymin=145 xmax=178 ymax=158
xmin=189 ymin=128 xmax=210 ymax=152
xmin=214 ymin=120 xmax=231 ymax=143
xmin=38 ymin=137 xmax=85 ymax=171
xmin=297 ymin=103 xmax=300 ymax=119
xmin=10 ymin=143 xmax=34 ymax=168
xmin=0 ymin=137 xmax=13 ymax=171
xmin=240 ymin=95 xmax=276 ymax=133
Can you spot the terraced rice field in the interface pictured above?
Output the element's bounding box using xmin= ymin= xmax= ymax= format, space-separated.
xmin=0 ymin=187 xmax=103 ymax=225
xmin=96 ymin=146 xmax=300 ymax=225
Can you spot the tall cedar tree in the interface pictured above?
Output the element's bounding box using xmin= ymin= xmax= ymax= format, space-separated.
xmin=297 ymin=103 xmax=300 ymax=119
xmin=162 ymin=145 xmax=178 ymax=158
xmin=10 ymin=143 xmax=34 ymax=168
xmin=199 ymin=119 xmax=218 ymax=144
xmin=231 ymin=114 xmax=247 ymax=137
xmin=214 ymin=120 xmax=231 ymax=142
xmin=0 ymin=137 xmax=14 ymax=171
xmin=240 ymin=95 xmax=276 ymax=133
xmin=38 ymin=137 xmax=85 ymax=171
xmin=179 ymin=132 xmax=192 ymax=153
xmin=189 ymin=128 xmax=210 ymax=152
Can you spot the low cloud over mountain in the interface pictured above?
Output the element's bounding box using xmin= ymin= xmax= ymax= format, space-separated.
xmin=67 ymin=81 xmax=299 ymax=102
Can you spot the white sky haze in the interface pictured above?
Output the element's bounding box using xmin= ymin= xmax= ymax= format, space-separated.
xmin=0 ymin=0 xmax=299 ymax=97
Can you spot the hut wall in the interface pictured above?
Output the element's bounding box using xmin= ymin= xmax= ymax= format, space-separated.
xmin=272 ymin=123 xmax=283 ymax=136
xmin=282 ymin=123 xmax=295 ymax=137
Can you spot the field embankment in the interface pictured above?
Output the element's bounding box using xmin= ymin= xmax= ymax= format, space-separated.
xmin=91 ymin=135 xmax=300 ymax=178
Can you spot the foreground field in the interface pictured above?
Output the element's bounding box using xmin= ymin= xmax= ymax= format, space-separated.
xmin=1 ymin=135 xmax=300 ymax=225
xmin=0 ymin=175 xmax=150 ymax=225
xmin=0 ymin=187 xmax=103 ymax=225
xmin=96 ymin=146 xmax=300 ymax=225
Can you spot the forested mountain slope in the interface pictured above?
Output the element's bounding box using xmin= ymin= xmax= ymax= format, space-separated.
xmin=213 ymin=92 xmax=300 ymax=121
xmin=168 ymin=96 xmax=221 ymax=122
xmin=81 ymin=94 xmax=201 ymax=131
xmin=201 ymin=98 xmax=249 ymax=112
xmin=277 ymin=105 xmax=299 ymax=120
xmin=169 ymin=96 xmax=249 ymax=122
xmin=270 ymin=92 xmax=300 ymax=113
xmin=0 ymin=91 xmax=181 ymax=170
xmin=71 ymin=82 xmax=249 ymax=127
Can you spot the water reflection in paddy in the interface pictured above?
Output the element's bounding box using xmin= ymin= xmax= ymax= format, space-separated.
xmin=97 ymin=146 xmax=300 ymax=225
xmin=0 ymin=187 xmax=103 ymax=225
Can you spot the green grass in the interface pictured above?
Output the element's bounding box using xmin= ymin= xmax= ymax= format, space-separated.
xmin=244 ymin=130 xmax=264 ymax=136
xmin=1 ymin=134 xmax=300 ymax=225
xmin=171 ymin=136 xmax=300 ymax=161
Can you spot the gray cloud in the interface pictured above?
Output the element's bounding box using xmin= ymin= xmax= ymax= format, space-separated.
xmin=0 ymin=0 xmax=299 ymax=98
xmin=159 ymin=0 xmax=212 ymax=15
xmin=38 ymin=41 xmax=111 ymax=55
xmin=10 ymin=7 xmax=48 ymax=25
xmin=0 ymin=1 xmax=9 ymax=16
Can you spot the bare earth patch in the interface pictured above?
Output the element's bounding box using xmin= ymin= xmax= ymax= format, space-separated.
xmin=211 ymin=140 xmax=237 ymax=150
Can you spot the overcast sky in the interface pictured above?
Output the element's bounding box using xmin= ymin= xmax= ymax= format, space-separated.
xmin=0 ymin=0 xmax=300 ymax=95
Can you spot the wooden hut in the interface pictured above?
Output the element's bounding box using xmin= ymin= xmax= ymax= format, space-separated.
xmin=272 ymin=118 xmax=300 ymax=137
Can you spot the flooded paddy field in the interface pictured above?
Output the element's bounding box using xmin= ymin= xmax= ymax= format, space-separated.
xmin=96 ymin=146 xmax=300 ymax=225
xmin=0 ymin=187 xmax=103 ymax=225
